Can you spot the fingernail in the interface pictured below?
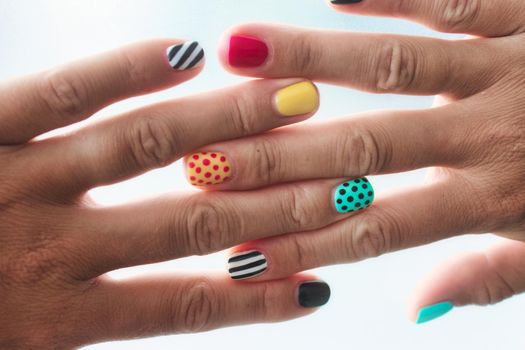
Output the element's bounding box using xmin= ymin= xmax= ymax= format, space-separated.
xmin=330 ymin=0 xmax=363 ymax=4
xmin=166 ymin=41 xmax=205 ymax=70
xmin=228 ymin=35 xmax=269 ymax=68
xmin=298 ymin=281 xmax=331 ymax=308
xmin=186 ymin=152 xmax=232 ymax=186
xmin=334 ymin=178 xmax=374 ymax=214
xmin=416 ymin=301 xmax=454 ymax=324
xmin=228 ymin=250 xmax=268 ymax=280
xmin=274 ymin=81 xmax=319 ymax=117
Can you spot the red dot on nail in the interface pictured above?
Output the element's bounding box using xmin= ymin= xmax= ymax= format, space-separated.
xmin=196 ymin=167 xmax=202 ymax=174
xmin=190 ymin=176 xmax=196 ymax=181
xmin=192 ymin=155 xmax=199 ymax=160
xmin=203 ymin=159 xmax=211 ymax=166
xmin=220 ymin=156 xmax=226 ymax=162
xmin=223 ymin=176 xmax=230 ymax=182
xmin=213 ymin=165 xmax=219 ymax=170
xmin=201 ymin=152 xmax=207 ymax=155
xmin=198 ymin=180 xmax=204 ymax=183
xmin=211 ymin=153 xmax=217 ymax=158
xmin=215 ymin=175 xmax=221 ymax=180
xmin=206 ymin=182 xmax=212 ymax=185
xmin=205 ymin=172 xmax=212 ymax=178
xmin=224 ymin=166 xmax=230 ymax=172
xmin=188 ymin=162 xmax=195 ymax=168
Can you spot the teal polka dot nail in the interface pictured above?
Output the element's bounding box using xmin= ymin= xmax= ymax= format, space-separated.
xmin=334 ymin=178 xmax=374 ymax=213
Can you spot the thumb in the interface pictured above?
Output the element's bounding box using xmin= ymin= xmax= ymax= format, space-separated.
xmin=409 ymin=239 xmax=525 ymax=324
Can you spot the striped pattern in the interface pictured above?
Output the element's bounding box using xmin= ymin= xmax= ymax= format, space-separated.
xmin=166 ymin=41 xmax=204 ymax=70
xmin=228 ymin=251 xmax=267 ymax=280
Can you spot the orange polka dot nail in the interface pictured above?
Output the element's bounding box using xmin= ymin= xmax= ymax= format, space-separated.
xmin=185 ymin=151 xmax=232 ymax=186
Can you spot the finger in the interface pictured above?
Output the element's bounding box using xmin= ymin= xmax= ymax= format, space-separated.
xmin=328 ymin=0 xmax=525 ymax=37
xmin=83 ymin=273 xmax=330 ymax=343
xmin=47 ymin=78 xmax=319 ymax=191
xmin=74 ymin=178 xmax=367 ymax=278
xmin=0 ymin=39 xmax=205 ymax=144
xmin=408 ymin=240 xmax=525 ymax=324
xmin=224 ymin=180 xmax=484 ymax=281
xmin=218 ymin=23 xmax=498 ymax=96
xmin=183 ymin=103 xmax=469 ymax=190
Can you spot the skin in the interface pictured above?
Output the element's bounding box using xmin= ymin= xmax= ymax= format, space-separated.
xmin=209 ymin=0 xmax=525 ymax=320
xmin=0 ymin=40 xmax=337 ymax=348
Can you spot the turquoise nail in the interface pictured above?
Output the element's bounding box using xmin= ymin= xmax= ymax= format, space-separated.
xmin=333 ymin=178 xmax=374 ymax=214
xmin=416 ymin=301 xmax=454 ymax=324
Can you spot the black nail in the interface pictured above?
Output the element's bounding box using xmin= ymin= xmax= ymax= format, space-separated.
xmin=330 ymin=0 xmax=363 ymax=4
xmin=298 ymin=281 xmax=331 ymax=308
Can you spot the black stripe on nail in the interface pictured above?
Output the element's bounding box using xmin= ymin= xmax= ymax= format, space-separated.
xmin=330 ymin=0 xmax=363 ymax=4
xmin=231 ymin=269 xmax=267 ymax=280
xmin=228 ymin=251 xmax=262 ymax=263
xmin=228 ymin=259 xmax=266 ymax=273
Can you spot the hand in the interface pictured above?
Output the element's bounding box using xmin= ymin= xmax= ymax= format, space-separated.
xmin=194 ymin=0 xmax=525 ymax=323
xmin=0 ymin=39 xmax=335 ymax=348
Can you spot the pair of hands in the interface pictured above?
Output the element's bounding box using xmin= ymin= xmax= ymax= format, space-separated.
xmin=2 ymin=0 xmax=525 ymax=348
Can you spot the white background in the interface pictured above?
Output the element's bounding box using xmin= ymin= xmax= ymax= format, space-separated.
xmin=1 ymin=0 xmax=523 ymax=349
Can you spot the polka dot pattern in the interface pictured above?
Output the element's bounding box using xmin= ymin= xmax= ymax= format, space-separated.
xmin=186 ymin=151 xmax=232 ymax=186
xmin=334 ymin=178 xmax=374 ymax=213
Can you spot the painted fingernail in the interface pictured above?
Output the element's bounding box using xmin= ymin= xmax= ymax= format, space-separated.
xmin=334 ymin=177 xmax=374 ymax=214
xmin=298 ymin=281 xmax=331 ymax=308
xmin=274 ymin=81 xmax=319 ymax=117
xmin=166 ymin=41 xmax=205 ymax=70
xmin=186 ymin=152 xmax=232 ymax=186
xmin=416 ymin=301 xmax=454 ymax=324
xmin=228 ymin=250 xmax=268 ymax=280
xmin=330 ymin=0 xmax=363 ymax=4
xmin=228 ymin=35 xmax=269 ymax=68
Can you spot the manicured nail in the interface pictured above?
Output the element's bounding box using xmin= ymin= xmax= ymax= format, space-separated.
xmin=298 ymin=281 xmax=331 ymax=308
xmin=228 ymin=250 xmax=268 ymax=280
xmin=186 ymin=152 xmax=232 ymax=186
xmin=166 ymin=41 xmax=205 ymax=70
xmin=274 ymin=81 xmax=319 ymax=117
xmin=228 ymin=35 xmax=269 ymax=68
xmin=416 ymin=301 xmax=454 ymax=324
xmin=334 ymin=178 xmax=374 ymax=214
xmin=330 ymin=0 xmax=363 ymax=4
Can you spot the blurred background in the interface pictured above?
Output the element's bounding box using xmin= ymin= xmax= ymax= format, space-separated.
xmin=1 ymin=0 xmax=523 ymax=349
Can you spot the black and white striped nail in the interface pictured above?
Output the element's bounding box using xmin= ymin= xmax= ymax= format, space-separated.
xmin=166 ymin=41 xmax=205 ymax=70
xmin=228 ymin=250 xmax=268 ymax=280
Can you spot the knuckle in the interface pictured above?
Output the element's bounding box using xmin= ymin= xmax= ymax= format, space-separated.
xmin=335 ymin=126 xmax=385 ymax=175
xmin=223 ymin=91 xmax=259 ymax=137
xmin=345 ymin=215 xmax=397 ymax=260
xmin=127 ymin=116 xmax=181 ymax=169
xmin=119 ymin=50 xmax=151 ymax=87
xmin=39 ymin=69 xmax=87 ymax=120
xmin=374 ymin=40 xmax=418 ymax=93
xmin=184 ymin=198 xmax=238 ymax=255
xmin=289 ymin=33 xmax=320 ymax=75
xmin=438 ymin=0 xmax=481 ymax=32
xmin=250 ymin=138 xmax=284 ymax=184
xmin=280 ymin=184 xmax=317 ymax=231
xmin=176 ymin=279 xmax=220 ymax=333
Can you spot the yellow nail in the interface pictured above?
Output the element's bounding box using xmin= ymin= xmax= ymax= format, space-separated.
xmin=274 ymin=81 xmax=319 ymax=117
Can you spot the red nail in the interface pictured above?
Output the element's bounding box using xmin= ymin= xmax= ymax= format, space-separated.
xmin=228 ymin=35 xmax=269 ymax=68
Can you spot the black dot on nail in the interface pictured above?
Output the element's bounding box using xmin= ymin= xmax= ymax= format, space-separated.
xmin=347 ymin=196 xmax=354 ymax=202
xmin=354 ymin=179 xmax=361 ymax=183
xmin=358 ymin=193 xmax=364 ymax=199
xmin=343 ymin=183 xmax=349 ymax=187
xmin=356 ymin=202 xmax=361 ymax=207
xmin=368 ymin=191 xmax=373 ymax=196
xmin=339 ymin=189 xmax=346 ymax=195
xmin=352 ymin=186 xmax=358 ymax=192
xmin=362 ymin=184 xmax=368 ymax=189
xmin=337 ymin=199 xmax=343 ymax=204
xmin=365 ymin=200 xmax=370 ymax=205
xmin=342 ymin=206 xmax=348 ymax=211
xmin=363 ymin=178 xmax=369 ymax=182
